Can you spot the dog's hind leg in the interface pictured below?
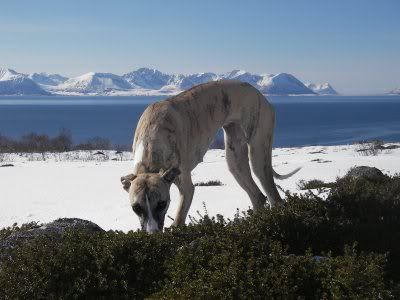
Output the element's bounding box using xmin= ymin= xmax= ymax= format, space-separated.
xmin=223 ymin=123 xmax=266 ymax=211
xmin=248 ymin=108 xmax=283 ymax=208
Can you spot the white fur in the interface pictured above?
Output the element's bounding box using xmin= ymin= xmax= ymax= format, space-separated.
xmin=145 ymin=195 xmax=158 ymax=233
xmin=133 ymin=141 xmax=144 ymax=173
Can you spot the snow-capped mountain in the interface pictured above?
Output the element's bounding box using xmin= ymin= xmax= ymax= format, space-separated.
xmin=54 ymin=72 xmax=132 ymax=94
xmin=0 ymin=67 xmax=333 ymax=96
xmin=120 ymin=68 xmax=314 ymax=95
xmin=122 ymin=69 xmax=219 ymax=93
xmin=177 ymin=72 xmax=220 ymax=90
xmin=223 ymin=70 xmax=261 ymax=87
xmin=222 ymin=71 xmax=314 ymax=95
xmin=123 ymin=68 xmax=172 ymax=90
xmin=29 ymin=73 xmax=68 ymax=86
xmin=0 ymin=68 xmax=49 ymax=95
xmin=259 ymin=73 xmax=314 ymax=95
xmin=306 ymin=83 xmax=338 ymax=95
xmin=388 ymin=88 xmax=400 ymax=95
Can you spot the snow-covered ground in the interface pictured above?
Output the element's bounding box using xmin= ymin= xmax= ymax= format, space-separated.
xmin=0 ymin=144 xmax=399 ymax=232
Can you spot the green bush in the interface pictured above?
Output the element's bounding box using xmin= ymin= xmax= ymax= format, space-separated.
xmin=156 ymin=243 xmax=388 ymax=299
xmin=297 ymin=178 xmax=334 ymax=190
xmin=0 ymin=230 xmax=190 ymax=299
xmin=327 ymin=175 xmax=400 ymax=283
xmin=1 ymin=174 xmax=400 ymax=298
xmin=194 ymin=180 xmax=224 ymax=186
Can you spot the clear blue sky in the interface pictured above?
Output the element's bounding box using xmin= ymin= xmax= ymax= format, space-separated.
xmin=1 ymin=0 xmax=399 ymax=94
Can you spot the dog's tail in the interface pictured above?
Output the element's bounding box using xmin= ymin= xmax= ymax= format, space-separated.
xmin=273 ymin=167 xmax=301 ymax=180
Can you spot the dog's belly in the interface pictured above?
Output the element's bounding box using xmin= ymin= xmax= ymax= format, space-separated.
xmin=185 ymin=129 xmax=219 ymax=170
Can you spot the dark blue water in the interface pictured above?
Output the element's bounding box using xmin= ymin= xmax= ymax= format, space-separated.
xmin=0 ymin=95 xmax=399 ymax=147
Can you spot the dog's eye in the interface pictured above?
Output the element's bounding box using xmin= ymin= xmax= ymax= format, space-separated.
xmin=157 ymin=201 xmax=167 ymax=211
xmin=132 ymin=204 xmax=144 ymax=215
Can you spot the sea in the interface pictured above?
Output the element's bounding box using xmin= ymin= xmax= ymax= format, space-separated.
xmin=0 ymin=95 xmax=399 ymax=148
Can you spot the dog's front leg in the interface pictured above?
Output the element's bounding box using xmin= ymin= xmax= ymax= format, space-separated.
xmin=172 ymin=173 xmax=194 ymax=226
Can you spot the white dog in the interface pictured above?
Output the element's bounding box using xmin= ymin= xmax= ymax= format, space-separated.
xmin=121 ymin=80 xmax=299 ymax=233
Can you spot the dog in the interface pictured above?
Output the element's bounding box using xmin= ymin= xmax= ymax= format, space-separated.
xmin=121 ymin=80 xmax=300 ymax=233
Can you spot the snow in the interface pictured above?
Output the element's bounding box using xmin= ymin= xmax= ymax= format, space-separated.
xmin=257 ymin=73 xmax=315 ymax=95
xmin=0 ymin=68 xmax=49 ymax=95
xmin=53 ymin=72 xmax=132 ymax=94
xmin=306 ymin=82 xmax=338 ymax=95
xmin=123 ymin=68 xmax=172 ymax=90
xmin=0 ymin=67 xmax=325 ymax=96
xmin=1 ymin=144 xmax=399 ymax=232
xmin=29 ymin=72 xmax=68 ymax=86
xmin=388 ymin=88 xmax=400 ymax=95
xmin=178 ymin=73 xmax=220 ymax=90
xmin=0 ymin=68 xmax=19 ymax=81
xmin=224 ymin=70 xmax=247 ymax=77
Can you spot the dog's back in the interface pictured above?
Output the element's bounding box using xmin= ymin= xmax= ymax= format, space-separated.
xmin=132 ymin=80 xmax=272 ymax=172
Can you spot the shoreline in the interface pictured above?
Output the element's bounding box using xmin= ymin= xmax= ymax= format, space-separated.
xmin=1 ymin=94 xmax=400 ymax=98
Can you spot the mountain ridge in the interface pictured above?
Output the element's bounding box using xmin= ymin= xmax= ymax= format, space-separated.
xmin=0 ymin=67 xmax=339 ymax=96
xmin=388 ymin=88 xmax=400 ymax=95
xmin=305 ymin=82 xmax=339 ymax=95
xmin=0 ymin=68 xmax=49 ymax=95
xmin=28 ymin=73 xmax=68 ymax=86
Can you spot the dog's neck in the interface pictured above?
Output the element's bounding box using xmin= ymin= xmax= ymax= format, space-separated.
xmin=132 ymin=138 xmax=175 ymax=176
xmin=134 ymin=163 xmax=162 ymax=175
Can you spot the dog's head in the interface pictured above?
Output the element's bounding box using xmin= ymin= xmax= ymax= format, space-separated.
xmin=121 ymin=167 xmax=180 ymax=233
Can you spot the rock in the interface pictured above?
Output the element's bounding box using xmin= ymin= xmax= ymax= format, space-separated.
xmin=346 ymin=166 xmax=386 ymax=181
xmin=93 ymin=151 xmax=105 ymax=156
xmin=382 ymin=144 xmax=400 ymax=150
xmin=0 ymin=164 xmax=14 ymax=167
xmin=0 ymin=218 xmax=104 ymax=253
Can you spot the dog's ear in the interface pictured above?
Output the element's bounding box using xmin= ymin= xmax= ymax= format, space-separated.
xmin=161 ymin=167 xmax=181 ymax=184
xmin=121 ymin=174 xmax=137 ymax=192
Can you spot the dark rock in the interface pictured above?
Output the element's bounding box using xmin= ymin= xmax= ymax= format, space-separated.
xmin=346 ymin=166 xmax=386 ymax=181
xmin=382 ymin=144 xmax=400 ymax=150
xmin=93 ymin=151 xmax=105 ymax=156
xmin=0 ymin=218 xmax=104 ymax=253
xmin=0 ymin=164 xmax=14 ymax=167
xmin=310 ymin=158 xmax=332 ymax=163
xmin=308 ymin=150 xmax=326 ymax=154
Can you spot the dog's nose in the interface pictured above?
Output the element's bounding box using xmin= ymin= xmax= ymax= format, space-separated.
xmin=146 ymin=220 xmax=161 ymax=233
